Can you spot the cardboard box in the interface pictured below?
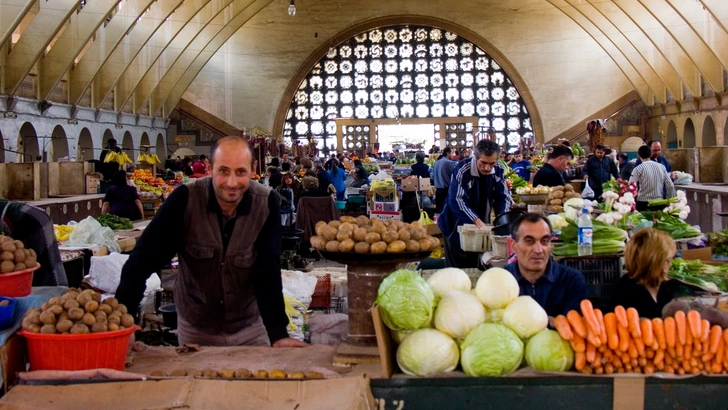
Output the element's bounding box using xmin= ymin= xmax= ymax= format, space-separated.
xmin=401 ymin=178 xmax=418 ymax=192
xmin=425 ymin=223 xmax=441 ymax=236
xmin=85 ymin=173 xmax=101 ymax=194
xmin=680 ymin=247 xmax=727 ymax=265
xmin=372 ymin=201 xmax=398 ymax=212
xmin=369 ymin=211 xmax=402 ymax=221
xmin=0 ymin=377 xmax=376 ymax=410
xmin=418 ymin=177 xmax=432 ymax=191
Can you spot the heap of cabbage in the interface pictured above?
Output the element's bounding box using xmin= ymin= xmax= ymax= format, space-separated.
xmin=377 ymin=267 xmax=574 ymax=377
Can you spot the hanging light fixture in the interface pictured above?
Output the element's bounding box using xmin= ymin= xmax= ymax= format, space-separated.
xmin=287 ymin=0 xmax=296 ymax=16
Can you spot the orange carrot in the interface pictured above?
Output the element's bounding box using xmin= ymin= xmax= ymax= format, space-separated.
xmin=612 ymin=355 xmax=622 ymax=368
xmin=676 ymin=343 xmax=684 ymax=359
xmin=701 ymin=319 xmax=711 ymax=342
xmin=644 ymin=363 xmax=655 ymax=375
xmin=605 ymin=363 xmax=615 ymax=374
xmin=604 ymin=313 xmax=619 ymax=350
xmin=687 ymin=310 xmax=702 ymax=340
xmin=653 ymin=318 xmax=667 ymax=350
xmin=617 ymin=323 xmax=631 ymax=353
xmin=575 ymin=352 xmax=586 ymax=371
xmin=586 ymin=342 xmax=597 ymax=363
xmin=567 ymin=310 xmax=587 ymax=339
xmin=711 ymin=361 xmax=723 ymax=374
xmin=654 ymin=349 xmax=665 ymax=365
xmin=664 ymin=317 xmax=676 ymax=348
xmin=581 ymin=300 xmax=600 ymax=335
xmin=724 ymin=329 xmax=728 ymax=346
xmin=715 ymin=339 xmax=724 ymax=372
xmin=628 ymin=339 xmax=638 ymax=359
xmin=685 ymin=344 xmax=693 ymax=360
xmin=674 ymin=311 xmax=687 ymax=346
xmin=614 ymin=306 xmax=628 ymax=328
xmin=665 ymin=365 xmax=675 ymax=374
xmin=594 ymin=309 xmax=608 ymax=346
xmin=634 ymin=337 xmax=646 ymax=358
xmin=641 ymin=319 xmax=654 ymax=347
xmin=702 ymin=353 xmax=713 ymax=363
xmin=554 ymin=315 xmax=574 ymax=340
xmin=686 ymin=322 xmax=693 ymax=346
xmin=626 ymin=307 xmax=642 ymax=340
xmin=570 ymin=334 xmax=586 ymax=353
xmin=586 ymin=329 xmax=601 ymax=348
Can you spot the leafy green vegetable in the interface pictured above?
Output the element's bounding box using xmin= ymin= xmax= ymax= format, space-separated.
xmin=653 ymin=211 xmax=700 ymax=239
xmin=559 ymin=218 xmax=628 ymax=243
xmin=396 ymin=328 xmax=459 ymax=377
xmin=602 ymin=177 xmax=620 ymax=194
xmin=707 ymin=229 xmax=728 ymax=257
xmin=96 ymin=214 xmax=133 ymax=230
xmin=460 ymin=323 xmax=523 ymax=377
xmin=552 ymin=239 xmax=626 ymax=257
xmin=525 ymin=329 xmax=575 ymax=372
xmin=376 ymin=269 xmax=435 ymax=331
xmin=668 ymin=258 xmax=728 ymax=292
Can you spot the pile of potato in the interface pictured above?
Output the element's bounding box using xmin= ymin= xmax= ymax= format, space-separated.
xmin=0 ymin=235 xmax=38 ymax=274
xmin=546 ymin=184 xmax=580 ymax=212
xmin=21 ymin=288 xmax=135 ymax=335
xmin=310 ymin=216 xmax=439 ymax=254
xmin=150 ymin=368 xmax=324 ymax=379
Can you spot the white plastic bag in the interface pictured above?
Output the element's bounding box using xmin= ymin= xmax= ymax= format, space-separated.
xmin=88 ymin=253 xmax=129 ymax=292
xmin=280 ymin=269 xmax=318 ymax=308
xmin=581 ymin=183 xmax=595 ymax=199
xmin=66 ymin=216 xmax=121 ymax=253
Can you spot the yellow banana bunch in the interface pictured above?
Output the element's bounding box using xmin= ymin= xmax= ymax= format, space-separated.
xmin=429 ymin=246 xmax=444 ymax=259
xmin=54 ymin=225 xmax=75 ymax=242
xmin=104 ymin=151 xmax=118 ymax=163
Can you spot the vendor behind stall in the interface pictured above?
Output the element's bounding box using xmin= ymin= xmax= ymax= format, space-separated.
xmin=504 ymin=213 xmax=588 ymax=317
xmin=608 ymin=228 xmax=677 ymax=319
xmin=437 ymin=139 xmax=512 ymax=268
xmin=532 ymin=145 xmax=573 ymax=187
xmin=115 ymin=136 xmax=306 ymax=348
xmin=101 ymin=170 xmax=143 ymax=221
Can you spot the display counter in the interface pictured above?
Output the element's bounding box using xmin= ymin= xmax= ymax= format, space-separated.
xmin=678 ymin=183 xmax=728 ymax=232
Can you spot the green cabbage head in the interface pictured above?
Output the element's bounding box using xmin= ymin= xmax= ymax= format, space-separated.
xmin=376 ymin=269 xmax=435 ymax=331
xmin=397 ymin=329 xmax=459 ymax=377
xmin=525 ymin=329 xmax=574 ymax=372
xmin=460 ymin=323 xmax=523 ymax=377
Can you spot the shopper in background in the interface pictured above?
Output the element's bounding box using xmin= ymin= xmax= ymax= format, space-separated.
xmin=313 ymin=161 xmax=332 ymax=195
xmin=410 ymin=152 xmax=431 ymax=179
xmin=510 ymin=150 xmax=531 ymax=181
xmin=328 ymin=159 xmax=347 ymax=201
xmin=181 ymin=158 xmax=194 ymax=177
xmin=99 ymin=138 xmax=121 ymax=181
xmin=618 ymin=152 xmax=635 ymax=181
xmin=350 ymin=159 xmax=369 ymax=188
xmin=165 ymin=155 xmax=177 ymax=171
xmin=432 ymin=147 xmax=458 ymax=213
xmin=116 ymin=136 xmax=307 ymax=348
xmin=192 ymin=155 xmax=208 ymax=175
xmin=585 ymin=144 xmax=619 ymax=201
xmin=608 ymin=228 xmax=677 ymax=319
xmin=504 ymin=213 xmax=587 ymax=317
xmin=102 ymin=170 xmax=143 ymax=221
xmin=267 ymin=166 xmax=282 ymax=189
xmin=437 ymin=139 xmax=512 ymax=268
xmin=630 ymin=145 xmax=675 ymax=211
xmin=532 ymin=145 xmax=573 ymax=187
xmin=636 ymin=140 xmax=671 ymax=173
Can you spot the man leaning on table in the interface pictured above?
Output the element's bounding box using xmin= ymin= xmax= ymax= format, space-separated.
xmin=504 ymin=213 xmax=588 ymax=317
xmin=115 ymin=136 xmax=306 ymax=348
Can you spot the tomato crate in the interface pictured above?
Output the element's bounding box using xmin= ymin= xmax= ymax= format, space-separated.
xmin=309 ymin=274 xmax=331 ymax=309
xmin=557 ymin=255 xmax=623 ymax=310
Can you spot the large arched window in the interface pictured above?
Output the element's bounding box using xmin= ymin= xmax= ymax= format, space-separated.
xmin=284 ymin=25 xmax=533 ymax=151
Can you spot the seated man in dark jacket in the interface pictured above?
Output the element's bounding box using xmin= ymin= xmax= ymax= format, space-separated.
xmin=504 ymin=213 xmax=587 ymax=317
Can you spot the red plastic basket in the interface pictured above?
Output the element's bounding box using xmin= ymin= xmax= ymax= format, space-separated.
xmin=309 ymin=274 xmax=331 ymax=309
xmin=0 ymin=264 xmax=39 ymax=297
xmin=21 ymin=326 xmax=137 ymax=371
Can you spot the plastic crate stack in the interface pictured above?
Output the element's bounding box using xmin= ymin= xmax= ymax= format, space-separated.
xmin=559 ymin=255 xmax=623 ymax=310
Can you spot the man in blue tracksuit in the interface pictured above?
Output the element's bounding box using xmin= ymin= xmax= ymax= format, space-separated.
xmin=437 ymin=139 xmax=512 ymax=268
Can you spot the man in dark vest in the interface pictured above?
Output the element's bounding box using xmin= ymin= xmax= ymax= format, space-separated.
xmin=116 ymin=136 xmax=306 ymax=347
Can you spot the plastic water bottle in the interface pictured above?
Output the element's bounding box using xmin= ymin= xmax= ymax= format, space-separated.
xmin=577 ymin=207 xmax=593 ymax=256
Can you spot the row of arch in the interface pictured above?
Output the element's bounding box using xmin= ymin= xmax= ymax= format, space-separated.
xmin=0 ymin=123 xmax=166 ymax=164
xmin=651 ymin=114 xmax=728 ymax=149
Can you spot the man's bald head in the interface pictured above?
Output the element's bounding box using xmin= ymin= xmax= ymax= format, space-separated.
xmin=210 ymin=136 xmax=254 ymax=167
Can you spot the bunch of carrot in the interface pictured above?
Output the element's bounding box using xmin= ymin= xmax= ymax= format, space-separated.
xmin=554 ymin=300 xmax=728 ymax=375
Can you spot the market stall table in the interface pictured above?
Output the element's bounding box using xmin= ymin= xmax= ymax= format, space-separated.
xmin=318 ymin=251 xmax=432 ymax=365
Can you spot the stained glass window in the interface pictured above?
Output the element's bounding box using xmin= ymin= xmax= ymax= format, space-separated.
xmin=284 ymin=25 xmax=533 ymax=149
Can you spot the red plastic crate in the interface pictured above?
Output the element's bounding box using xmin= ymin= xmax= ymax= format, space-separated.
xmin=21 ymin=326 xmax=137 ymax=371
xmin=309 ymin=274 xmax=331 ymax=309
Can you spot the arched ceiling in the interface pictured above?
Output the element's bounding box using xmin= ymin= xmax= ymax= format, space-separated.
xmin=1 ymin=0 xmax=726 ymax=140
